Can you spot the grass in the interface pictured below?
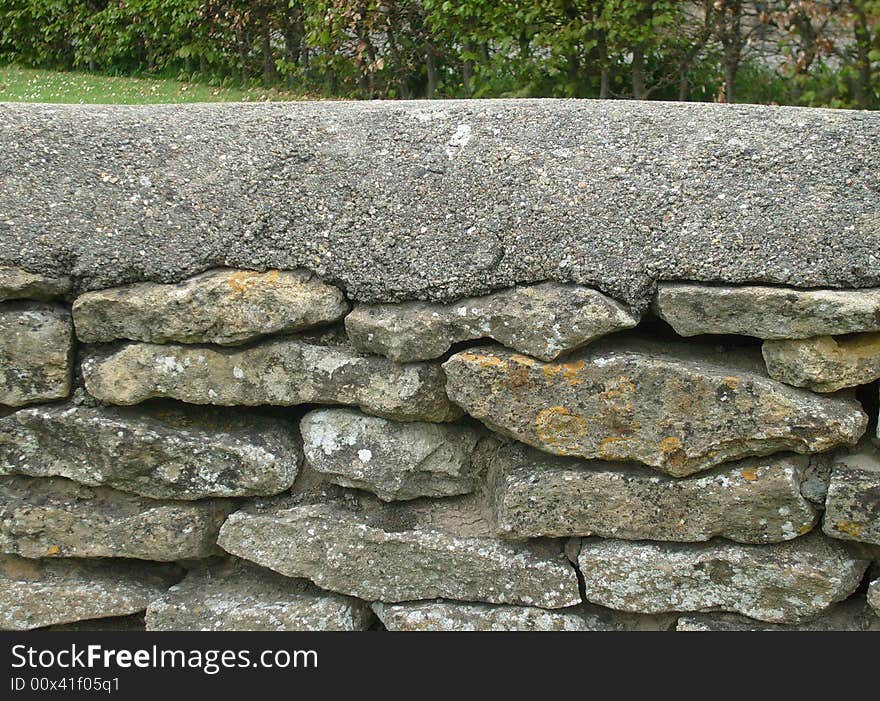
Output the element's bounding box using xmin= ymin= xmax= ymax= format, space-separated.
xmin=0 ymin=65 xmax=306 ymax=104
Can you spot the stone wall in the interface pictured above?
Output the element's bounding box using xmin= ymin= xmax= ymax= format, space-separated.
xmin=1 ymin=100 xmax=878 ymax=631
xmin=1 ymin=265 xmax=878 ymax=631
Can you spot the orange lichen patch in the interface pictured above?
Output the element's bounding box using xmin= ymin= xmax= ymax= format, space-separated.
xmin=534 ymin=406 xmax=588 ymax=446
xmin=836 ymin=520 xmax=863 ymax=537
xmin=542 ymin=360 xmax=586 ymax=385
xmin=506 ymin=365 xmax=533 ymax=389
xmin=458 ymin=351 xmax=508 ymax=371
xmin=227 ymin=269 xmax=279 ymax=293
xmin=660 ymin=436 xmax=683 ymax=453
xmin=723 ymin=376 xmax=740 ymax=390
xmin=509 ymin=354 xmax=538 ymax=367
xmin=45 ymin=545 xmax=60 ymax=556
xmin=740 ymin=467 xmax=759 ymax=482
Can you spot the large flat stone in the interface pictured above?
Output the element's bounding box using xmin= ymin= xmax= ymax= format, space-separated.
xmin=300 ymin=407 xmax=491 ymax=501
xmin=0 ymin=475 xmax=232 ymax=560
xmin=489 ymin=443 xmax=817 ymax=543
xmin=146 ymin=560 xmax=374 ymax=631
xmin=345 ymin=283 xmax=638 ymax=362
xmin=82 ymin=338 xmax=460 ymax=422
xmin=218 ymin=489 xmax=580 ymax=608
xmin=654 ymin=284 xmax=880 ymax=339
xmin=762 ymin=334 xmax=880 ymax=392
xmin=573 ymin=533 xmax=868 ymax=623
xmin=675 ymin=600 xmax=880 ymax=630
xmin=0 ymin=267 xmax=70 ymax=302
xmin=2 ymin=102 xmax=879 ymax=310
xmin=0 ymin=403 xmax=299 ymax=499
xmin=0 ymin=303 xmax=73 ymax=406
xmin=0 ymin=555 xmax=177 ymax=630
xmin=73 ymin=268 xmax=348 ymax=345
xmin=823 ymin=445 xmax=880 ymax=546
xmin=373 ymin=600 xmax=673 ymax=631
xmin=443 ymin=340 xmax=866 ymax=477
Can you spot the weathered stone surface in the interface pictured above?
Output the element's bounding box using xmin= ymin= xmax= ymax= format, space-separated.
xmin=41 ymin=614 xmax=146 ymax=631
xmin=823 ymin=445 xmax=880 ymax=546
xmin=0 ymin=303 xmax=73 ymax=406
xmin=0 ymin=555 xmax=177 ymax=630
xmin=346 ymin=283 xmax=638 ymax=362
xmin=218 ymin=489 xmax=580 ymax=608
xmin=675 ymin=600 xmax=880 ymax=630
xmin=3 ymin=102 xmax=879 ymax=310
xmin=73 ymin=268 xmax=348 ymax=346
xmin=443 ymin=340 xmax=866 ymax=477
xmin=0 ymin=267 xmax=70 ymax=302
xmin=654 ymin=284 xmax=880 ymax=339
xmin=373 ymin=600 xmax=674 ymax=631
xmin=489 ymin=443 xmax=818 ymax=543
xmin=869 ymin=579 xmax=879 ymax=615
xmin=573 ymin=532 xmax=868 ymax=623
xmin=82 ymin=339 xmax=460 ymax=422
xmin=300 ymin=408 xmax=491 ymax=501
xmin=0 ymin=403 xmax=299 ymax=499
xmin=0 ymin=475 xmax=232 ymax=560
xmin=762 ymin=334 xmax=880 ymax=392
xmin=146 ymin=559 xmax=374 ymax=631
xmin=801 ymin=454 xmax=833 ymax=505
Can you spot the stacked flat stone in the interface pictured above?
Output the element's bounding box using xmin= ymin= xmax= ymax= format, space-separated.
xmin=1 ymin=264 xmax=878 ymax=631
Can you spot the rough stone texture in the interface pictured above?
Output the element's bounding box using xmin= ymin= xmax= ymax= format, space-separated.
xmin=82 ymin=338 xmax=460 ymax=422
xmin=869 ymin=579 xmax=879 ymax=615
xmin=73 ymin=268 xmax=348 ymax=345
xmin=0 ymin=403 xmax=299 ymax=499
xmin=675 ymin=600 xmax=880 ymax=630
xmin=218 ymin=488 xmax=580 ymax=608
xmin=801 ymin=454 xmax=833 ymax=505
xmin=0 ymin=303 xmax=73 ymax=406
xmin=573 ymin=532 xmax=868 ymax=623
xmin=300 ymin=407 xmax=491 ymax=501
xmin=146 ymin=559 xmax=374 ymax=631
xmin=823 ymin=444 xmax=880 ymax=546
xmin=2 ymin=102 xmax=878 ymax=309
xmin=443 ymin=340 xmax=867 ymax=477
xmin=0 ymin=475 xmax=232 ymax=560
xmin=373 ymin=600 xmax=674 ymax=631
xmin=0 ymin=267 xmax=70 ymax=302
xmin=654 ymin=284 xmax=880 ymax=339
xmin=0 ymin=555 xmax=178 ymax=630
xmin=762 ymin=334 xmax=880 ymax=392
xmin=489 ymin=443 xmax=818 ymax=543
xmin=345 ymin=283 xmax=638 ymax=362
xmin=41 ymin=614 xmax=146 ymax=631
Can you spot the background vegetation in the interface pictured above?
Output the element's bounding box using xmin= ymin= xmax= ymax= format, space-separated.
xmin=1 ymin=1 xmax=878 ymax=108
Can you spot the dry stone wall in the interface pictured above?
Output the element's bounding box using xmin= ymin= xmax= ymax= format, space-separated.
xmin=1 ymin=264 xmax=879 ymax=631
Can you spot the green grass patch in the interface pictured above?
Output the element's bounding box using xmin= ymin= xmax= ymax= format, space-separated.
xmin=0 ymin=65 xmax=307 ymax=104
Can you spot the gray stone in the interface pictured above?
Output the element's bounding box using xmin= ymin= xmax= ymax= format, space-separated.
xmin=300 ymin=407 xmax=491 ymax=501
xmin=82 ymin=339 xmax=460 ymax=422
xmin=801 ymin=454 xmax=833 ymax=505
xmin=443 ymin=340 xmax=866 ymax=477
xmin=869 ymin=579 xmax=879 ymax=615
xmin=762 ymin=334 xmax=880 ymax=392
xmin=0 ymin=475 xmax=232 ymax=560
xmin=675 ymin=600 xmax=880 ymax=630
xmin=0 ymin=403 xmax=299 ymax=499
xmin=0 ymin=267 xmax=70 ymax=302
xmin=573 ymin=532 xmax=868 ymax=624
xmin=489 ymin=443 xmax=818 ymax=543
xmin=218 ymin=489 xmax=580 ymax=608
xmin=373 ymin=600 xmax=674 ymax=631
xmin=146 ymin=560 xmax=374 ymax=631
xmin=0 ymin=555 xmax=177 ymax=630
xmin=654 ymin=283 xmax=880 ymax=339
xmin=73 ymin=268 xmax=348 ymax=346
xmin=41 ymin=614 xmax=146 ymax=631
xmin=823 ymin=444 xmax=880 ymax=546
xmin=0 ymin=303 xmax=73 ymax=406
xmin=2 ymin=102 xmax=879 ymax=311
xmin=345 ymin=283 xmax=638 ymax=362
